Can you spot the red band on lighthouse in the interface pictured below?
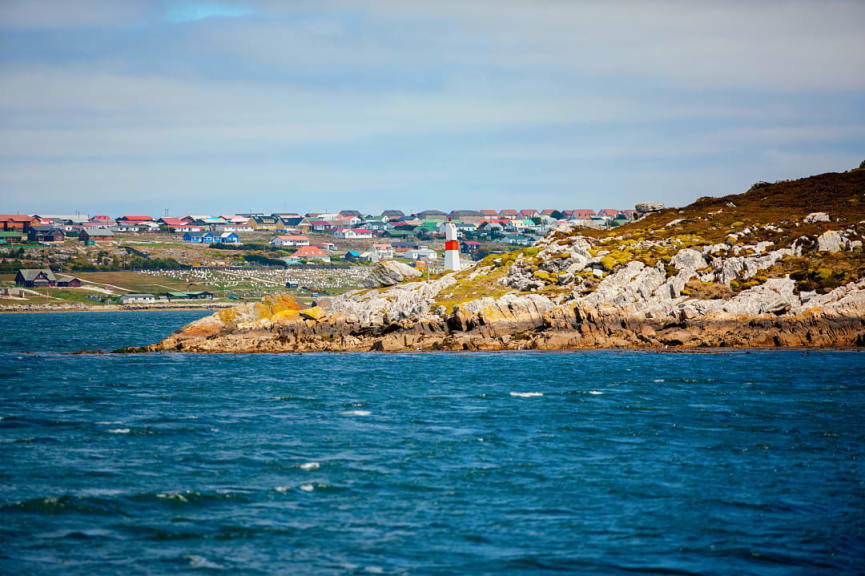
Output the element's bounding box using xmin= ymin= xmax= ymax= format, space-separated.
xmin=445 ymin=240 xmax=459 ymax=251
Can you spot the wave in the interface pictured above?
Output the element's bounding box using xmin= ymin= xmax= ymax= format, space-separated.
xmin=510 ymin=392 xmax=543 ymax=398
xmin=107 ymin=428 xmax=130 ymax=434
xmin=341 ymin=410 xmax=371 ymax=416
xmin=299 ymin=462 xmax=320 ymax=471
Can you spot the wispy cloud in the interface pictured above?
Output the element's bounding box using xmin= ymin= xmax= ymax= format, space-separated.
xmin=163 ymin=2 xmax=255 ymax=23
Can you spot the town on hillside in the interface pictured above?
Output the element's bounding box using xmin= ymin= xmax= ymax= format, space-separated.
xmin=0 ymin=205 xmax=659 ymax=310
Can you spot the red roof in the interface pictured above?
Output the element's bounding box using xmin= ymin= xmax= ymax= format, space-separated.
xmin=569 ymin=209 xmax=596 ymax=218
xmin=462 ymin=240 xmax=480 ymax=245
xmin=277 ymin=235 xmax=308 ymax=241
xmin=500 ymin=209 xmax=518 ymax=215
xmin=119 ymin=215 xmax=153 ymax=222
xmin=520 ymin=209 xmax=536 ymax=216
xmin=480 ymin=210 xmax=498 ymax=216
xmin=293 ymin=245 xmax=328 ymax=258
xmin=0 ymin=214 xmax=34 ymax=222
xmin=307 ymin=220 xmax=329 ymax=226
xmin=90 ymin=215 xmax=113 ymax=221
xmin=599 ymin=209 xmax=620 ymax=217
xmin=160 ymin=217 xmax=189 ymax=226
xmin=352 ymin=228 xmax=372 ymax=234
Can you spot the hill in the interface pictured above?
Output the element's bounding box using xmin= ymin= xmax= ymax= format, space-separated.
xmin=138 ymin=166 xmax=865 ymax=352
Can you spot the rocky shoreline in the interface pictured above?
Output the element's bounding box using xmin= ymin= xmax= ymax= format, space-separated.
xmin=134 ymin=170 xmax=865 ymax=354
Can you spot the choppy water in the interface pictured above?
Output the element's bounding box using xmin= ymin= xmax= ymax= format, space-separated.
xmin=1 ymin=311 xmax=864 ymax=574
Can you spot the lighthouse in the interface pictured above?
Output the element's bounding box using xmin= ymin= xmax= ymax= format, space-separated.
xmin=444 ymin=218 xmax=461 ymax=271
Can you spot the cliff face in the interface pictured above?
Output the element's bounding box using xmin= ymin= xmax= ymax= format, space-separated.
xmin=143 ymin=169 xmax=865 ymax=353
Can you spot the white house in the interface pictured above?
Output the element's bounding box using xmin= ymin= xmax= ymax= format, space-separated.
xmin=405 ymin=247 xmax=437 ymax=261
xmin=271 ymin=235 xmax=310 ymax=247
xmin=119 ymin=293 xmax=156 ymax=304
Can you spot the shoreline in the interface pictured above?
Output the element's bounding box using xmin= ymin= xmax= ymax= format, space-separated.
xmin=0 ymin=303 xmax=235 ymax=314
xmin=105 ymin=345 xmax=865 ymax=355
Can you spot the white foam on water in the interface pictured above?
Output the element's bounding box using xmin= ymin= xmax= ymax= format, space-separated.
xmin=510 ymin=392 xmax=543 ymax=398
xmin=653 ymin=378 xmax=665 ymax=383
xmin=107 ymin=428 xmax=130 ymax=434
xmin=299 ymin=484 xmax=315 ymax=492
xmin=96 ymin=421 xmax=121 ymax=425
xmin=274 ymin=486 xmax=291 ymax=493
xmin=184 ymin=555 xmax=223 ymax=570
xmin=589 ymin=391 xmax=604 ymax=395
xmin=341 ymin=410 xmax=371 ymax=416
xmin=364 ymin=567 xmax=384 ymax=574
xmin=300 ymin=462 xmax=320 ymax=471
xmin=157 ymin=492 xmax=189 ymax=502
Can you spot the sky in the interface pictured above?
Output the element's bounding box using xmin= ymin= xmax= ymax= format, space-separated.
xmin=0 ymin=0 xmax=863 ymax=216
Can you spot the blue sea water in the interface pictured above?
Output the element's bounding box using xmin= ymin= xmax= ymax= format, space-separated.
xmin=1 ymin=311 xmax=864 ymax=575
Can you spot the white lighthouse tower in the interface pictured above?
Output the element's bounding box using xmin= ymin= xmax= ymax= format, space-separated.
xmin=443 ymin=218 xmax=461 ymax=271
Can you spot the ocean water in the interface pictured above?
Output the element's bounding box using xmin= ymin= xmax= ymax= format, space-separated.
xmin=1 ymin=312 xmax=864 ymax=575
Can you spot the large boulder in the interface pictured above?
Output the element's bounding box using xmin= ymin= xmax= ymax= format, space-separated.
xmin=817 ymin=230 xmax=845 ymax=253
xmin=635 ymin=201 xmax=665 ymax=214
xmin=363 ymin=260 xmax=422 ymax=287
xmin=804 ymin=212 xmax=830 ymax=223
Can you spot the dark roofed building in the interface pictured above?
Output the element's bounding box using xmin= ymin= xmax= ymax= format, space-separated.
xmin=27 ymin=225 xmax=65 ymax=243
xmin=381 ymin=210 xmax=405 ymax=220
xmin=15 ymin=268 xmax=56 ymax=287
xmin=79 ymin=229 xmax=115 ymax=242
xmin=416 ymin=210 xmax=448 ymax=220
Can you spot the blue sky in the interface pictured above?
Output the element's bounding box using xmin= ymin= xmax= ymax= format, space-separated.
xmin=0 ymin=0 xmax=863 ymax=216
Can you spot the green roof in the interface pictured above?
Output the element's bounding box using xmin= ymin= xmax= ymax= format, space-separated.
xmin=0 ymin=231 xmax=23 ymax=237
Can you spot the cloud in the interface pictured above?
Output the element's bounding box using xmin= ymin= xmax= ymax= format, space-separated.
xmin=0 ymin=0 xmax=152 ymax=29
xmin=164 ymin=2 xmax=256 ymax=23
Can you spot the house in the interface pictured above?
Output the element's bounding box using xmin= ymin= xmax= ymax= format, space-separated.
xmin=285 ymin=280 xmax=299 ymax=289
xmin=380 ymin=210 xmax=405 ymax=221
xmin=89 ymin=215 xmax=115 ymax=226
xmin=598 ymin=209 xmax=620 ymax=219
xmin=79 ymin=229 xmax=115 ymax=242
xmin=339 ymin=210 xmax=362 ymax=219
xmin=120 ymin=293 xmax=156 ymax=304
xmin=449 ymin=210 xmax=483 ymax=224
xmin=287 ymin=245 xmax=331 ymax=263
xmin=520 ymin=209 xmax=538 ymax=219
xmin=333 ymin=228 xmax=374 ymax=239
xmin=15 ymin=268 xmax=56 ymax=287
xmin=0 ymin=230 xmax=25 ymax=243
xmin=252 ymin=215 xmax=279 ymax=230
xmin=499 ymin=209 xmax=519 ymax=219
xmin=183 ymin=231 xmax=214 ymax=243
xmin=0 ymin=214 xmax=37 ymax=233
xmin=164 ymin=291 xmax=214 ymax=300
xmin=274 ymin=214 xmax=304 ymax=230
xmin=56 ymin=275 xmax=82 ymax=287
xmin=479 ymin=210 xmax=499 ymax=218
xmin=33 ymin=214 xmax=89 ymax=228
xmin=271 ymin=235 xmax=310 ymax=247
xmin=504 ymin=234 xmax=535 ymax=246
xmin=159 ymin=217 xmax=201 ymax=232
xmin=344 ymin=250 xmax=362 ymax=260
xmin=460 ymin=240 xmax=481 ymax=254
xmin=416 ymin=210 xmax=448 ymax=221
xmin=217 ymin=232 xmax=239 ymax=244
xmin=371 ymin=242 xmax=394 ymax=259
xmin=405 ymin=247 xmax=437 ymax=261
xmin=307 ymin=220 xmax=331 ymax=232
xmin=116 ymin=215 xmax=154 ymax=226
xmin=27 ymin=225 xmax=65 ymax=243
xmin=566 ymin=209 xmax=597 ymax=221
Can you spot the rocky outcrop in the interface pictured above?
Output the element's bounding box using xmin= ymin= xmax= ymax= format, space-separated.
xmin=363 ymin=260 xmax=422 ymax=287
xmin=635 ymin=201 xmax=665 ymax=213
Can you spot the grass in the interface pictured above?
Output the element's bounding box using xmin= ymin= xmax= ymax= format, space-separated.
xmin=72 ymin=271 xmax=213 ymax=293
